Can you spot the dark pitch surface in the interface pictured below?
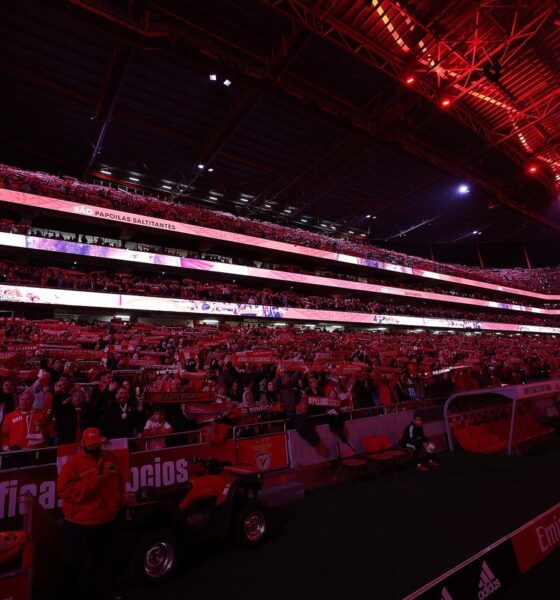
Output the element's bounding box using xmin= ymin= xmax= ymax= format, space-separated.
xmin=131 ymin=449 xmax=560 ymax=600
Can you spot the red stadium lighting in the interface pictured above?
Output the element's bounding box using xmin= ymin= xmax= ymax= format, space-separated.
xmin=440 ymin=98 xmax=452 ymax=108
xmin=405 ymin=75 xmax=416 ymax=85
xmin=527 ymin=165 xmax=538 ymax=174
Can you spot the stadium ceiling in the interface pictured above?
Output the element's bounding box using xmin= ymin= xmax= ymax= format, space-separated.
xmin=1 ymin=0 xmax=560 ymax=245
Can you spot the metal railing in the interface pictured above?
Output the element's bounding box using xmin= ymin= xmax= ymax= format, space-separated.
xmin=304 ymin=399 xmax=441 ymax=424
xmin=0 ymin=445 xmax=58 ymax=471
xmin=0 ymin=429 xmax=206 ymax=470
xmin=0 ymin=398 xmax=445 ymax=471
xmin=129 ymin=428 xmax=205 ymax=453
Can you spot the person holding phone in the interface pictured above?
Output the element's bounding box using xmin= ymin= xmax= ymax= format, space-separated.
xmin=57 ymin=427 xmax=125 ymax=598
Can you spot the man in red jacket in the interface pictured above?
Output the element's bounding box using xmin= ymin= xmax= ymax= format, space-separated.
xmin=1 ymin=391 xmax=48 ymax=450
xmin=57 ymin=427 xmax=125 ymax=598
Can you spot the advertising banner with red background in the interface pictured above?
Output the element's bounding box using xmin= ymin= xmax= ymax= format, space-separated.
xmin=127 ymin=434 xmax=288 ymax=492
xmin=512 ymin=503 xmax=560 ymax=574
xmin=0 ymin=434 xmax=288 ymax=527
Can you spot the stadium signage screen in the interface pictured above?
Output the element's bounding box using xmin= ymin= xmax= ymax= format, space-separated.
xmin=1 ymin=283 xmax=560 ymax=333
xmin=1 ymin=189 xmax=559 ymax=301
xmin=0 ymin=232 xmax=557 ymax=316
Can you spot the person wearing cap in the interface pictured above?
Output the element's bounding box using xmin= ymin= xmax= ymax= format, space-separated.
xmin=57 ymin=427 xmax=125 ymax=597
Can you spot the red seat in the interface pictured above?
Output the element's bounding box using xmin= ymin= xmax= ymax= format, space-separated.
xmin=376 ymin=434 xmax=407 ymax=458
xmin=341 ymin=458 xmax=368 ymax=467
xmin=336 ymin=442 xmax=369 ymax=486
xmin=362 ymin=435 xmax=394 ymax=461
xmin=362 ymin=435 xmax=381 ymax=454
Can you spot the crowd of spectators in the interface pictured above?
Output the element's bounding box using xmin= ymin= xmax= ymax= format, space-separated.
xmin=1 ymin=260 xmax=557 ymax=326
xmin=2 ymin=163 xmax=560 ymax=294
xmin=0 ymin=318 xmax=558 ymax=462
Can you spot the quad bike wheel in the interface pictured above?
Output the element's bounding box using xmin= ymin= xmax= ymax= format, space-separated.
xmin=131 ymin=529 xmax=179 ymax=584
xmin=233 ymin=502 xmax=268 ymax=547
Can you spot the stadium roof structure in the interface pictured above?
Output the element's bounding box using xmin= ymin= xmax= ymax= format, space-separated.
xmin=1 ymin=0 xmax=560 ymax=246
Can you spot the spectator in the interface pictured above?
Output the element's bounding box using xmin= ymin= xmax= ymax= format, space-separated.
xmin=101 ymin=387 xmax=142 ymax=439
xmin=1 ymin=390 xmax=50 ymax=469
xmin=401 ymin=414 xmax=438 ymax=471
xmin=378 ymin=376 xmax=395 ymax=408
xmin=90 ymin=374 xmax=115 ymax=412
xmin=30 ymin=370 xmax=53 ymax=412
xmin=4 ymin=162 xmax=560 ymax=294
xmin=139 ymin=406 xmax=173 ymax=449
xmin=0 ymin=380 xmax=15 ymax=426
xmin=1 ymin=391 xmax=49 ymax=451
xmin=55 ymin=388 xmax=98 ymax=445
xmin=57 ymin=427 xmax=125 ymax=598
xmin=0 ymin=315 xmax=559 ymax=464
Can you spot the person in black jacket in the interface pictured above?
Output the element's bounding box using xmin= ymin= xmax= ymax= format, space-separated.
xmin=165 ymin=403 xmax=198 ymax=447
xmin=89 ymin=374 xmax=116 ymax=413
xmin=55 ymin=388 xmax=98 ymax=444
xmin=101 ymin=387 xmax=142 ymax=440
xmin=277 ymin=374 xmax=324 ymax=448
xmin=0 ymin=380 xmax=15 ymax=427
xmin=401 ymin=414 xmax=439 ymax=471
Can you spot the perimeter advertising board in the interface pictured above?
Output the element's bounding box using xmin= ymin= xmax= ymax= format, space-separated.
xmin=405 ymin=501 xmax=560 ymax=600
xmin=408 ymin=540 xmax=520 ymax=600
xmin=512 ymin=504 xmax=560 ymax=574
xmin=1 ymin=283 xmax=559 ymax=334
xmin=0 ymin=433 xmax=288 ymax=527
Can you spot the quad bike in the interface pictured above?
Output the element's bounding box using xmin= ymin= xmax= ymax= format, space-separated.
xmin=0 ymin=530 xmax=34 ymax=598
xmin=0 ymin=531 xmax=28 ymax=568
xmin=119 ymin=457 xmax=268 ymax=584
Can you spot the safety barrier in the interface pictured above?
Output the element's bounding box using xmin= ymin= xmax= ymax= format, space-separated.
xmin=344 ymin=399 xmax=434 ymax=420
xmin=0 ymin=425 xmax=291 ymax=524
xmin=0 ymin=429 xmax=206 ymax=470
xmin=0 ymin=398 xmax=433 ymax=471
xmin=0 ymin=446 xmax=57 ymax=471
xmin=0 ymin=402 xmax=443 ymax=527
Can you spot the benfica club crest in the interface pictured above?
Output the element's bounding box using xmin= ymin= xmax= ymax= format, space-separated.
xmin=255 ymin=452 xmax=271 ymax=471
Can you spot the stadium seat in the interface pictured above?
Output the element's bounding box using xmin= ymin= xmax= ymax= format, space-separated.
xmin=336 ymin=442 xmax=370 ymax=486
